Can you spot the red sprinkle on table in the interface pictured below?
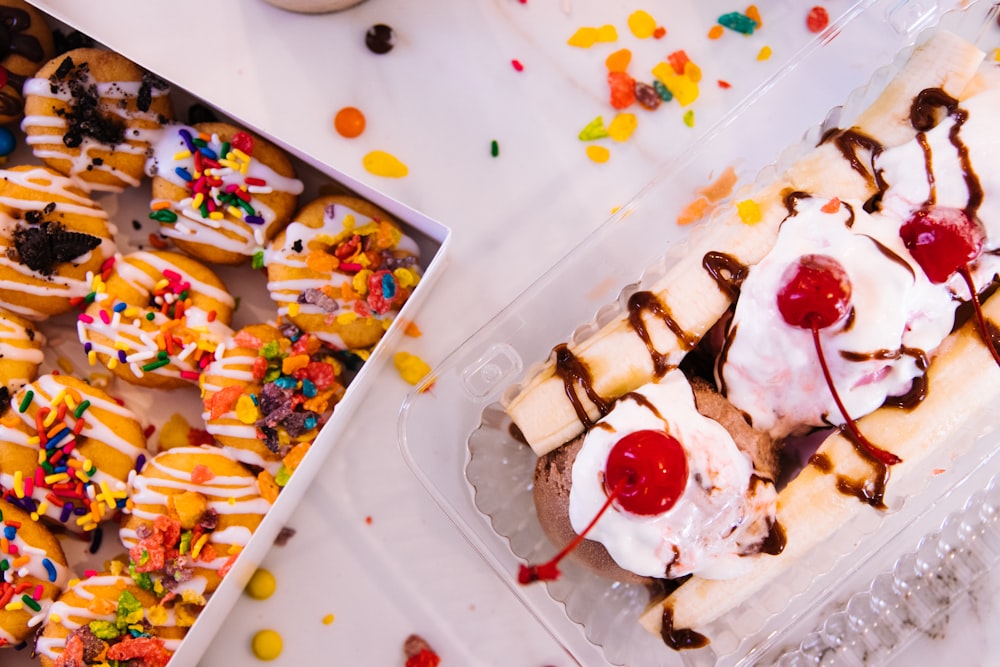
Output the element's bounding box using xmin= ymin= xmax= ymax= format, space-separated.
xmin=807 ymin=6 xmax=830 ymax=33
xmin=511 ymin=59 xmax=524 ymax=72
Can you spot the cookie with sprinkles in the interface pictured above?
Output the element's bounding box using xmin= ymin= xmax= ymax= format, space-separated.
xmin=147 ymin=121 xmax=303 ymax=265
xmin=0 ymin=307 xmax=45 ymax=394
xmin=0 ymin=165 xmax=117 ymax=320
xmin=264 ymin=195 xmax=421 ymax=349
xmin=120 ymin=446 xmax=271 ymax=598
xmin=77 ymin=250 xmax=236 ymax=390
xmin=0 ymin=374 xmax=149 ymax=534
xmin=35 ymin=571 xmax=194 ymax=667
xmin=22 ymin=47 xmax=173 ymax=193
xmin=200 ymin=322 xmax=347 ymax=473
xmin=0 ymin=497 xmax=68 ymax=650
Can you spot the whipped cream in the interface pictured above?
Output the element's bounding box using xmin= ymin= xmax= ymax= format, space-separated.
xmin=719 ymin=197 xmax=957 ymax=439
xmin=568 ymin=371 xmax=777 ymax=580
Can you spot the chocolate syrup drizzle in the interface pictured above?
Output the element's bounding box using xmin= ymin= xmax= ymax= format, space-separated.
xmin=627 ymin=290 xmax=698 ymax=377
xmin=660 ymin=608 xmax=709 ymax=650
xmin=553 ymin=343 xmax=611 ymax=429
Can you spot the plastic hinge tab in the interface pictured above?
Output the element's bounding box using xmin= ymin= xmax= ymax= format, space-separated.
xmin=460 ymin=343 xmax=522 ymax=400
xmin=886 ymin=0 xmax=940 ymax=35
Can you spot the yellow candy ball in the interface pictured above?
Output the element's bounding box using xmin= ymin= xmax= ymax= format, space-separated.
xmin=245 ymin=568 xmax=277 ymax=600
xmin=252 ymin=629 xmax=283 ymax=661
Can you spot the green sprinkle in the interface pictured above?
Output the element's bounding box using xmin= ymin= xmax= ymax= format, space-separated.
xmin=157 ymin=350 xmax=168 ymax=360
xmin=193 ymin=137 xmax=208 ymax=148
xmin=149 ymin=209 xmax=178 ymax=223
xmin=145 ymin=312 xmax=156 ymax=321
xmin=490 ymin=140 xmax=499 ymax=157
xmin=275 ymin=464 xmax=291 ymax=487
xmin=0 ymin=559 xmax=9 ymax=571
xmin=199 ymin=202 xmax=209 ymax=218
xmin=73 ymin=400 xmax=91 ymax=419
xmin=18 ymin=389 xmax=33 ymax=413
xmin=221 ymin=141 xmax=231 ymax=158
xmin=142 ymin=358 xmax=171 ymax=372
xmin=252 ymin=251 xmax=265 ymax=270
xmin=683 ymin=110 xmax=695 ymax=127
xmin=578 ymin=116 xmax=609 ymax=141
xmin=21 ymin=595 xmax=41 ymax=612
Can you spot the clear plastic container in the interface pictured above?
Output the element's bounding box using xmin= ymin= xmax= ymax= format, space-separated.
xmin=399 ymin=1 xmax=1000 ymax=665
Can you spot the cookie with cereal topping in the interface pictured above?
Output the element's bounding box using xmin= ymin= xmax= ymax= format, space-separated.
xmin=0 ymin=374 xmax=149 ymax=534
xmin=264 ymin=195 xmax=422 ymax=350
xmin=147 ymin=121 xmax=303 ymax=265
xmin=0 ymin=165 xmax=117 ymax=320
xmin=76 ymin=250 xmax=235 ymax=390
xmin=0 ymin=497 xmax=68 ymax=650
xmin=200 ymin=322 xmax=347 ymax=473
xmin=119 ymin=446 xmax=271 ymax=598
xmin=22 ymin=47 xmax=173 ymax=192
xmin=34 ymin=572 xmax=194 ymax=667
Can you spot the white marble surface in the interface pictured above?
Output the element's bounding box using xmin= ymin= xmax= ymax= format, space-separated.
xmin=9 ymin=0 xmax=1000 ymax=665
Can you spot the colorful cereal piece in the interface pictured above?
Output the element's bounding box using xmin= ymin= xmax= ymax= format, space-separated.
xmin=807 ymin=6 xmax=830 ymax=33
xmin=586 ymin=145 xmax=610 ymax=163
xmin=605 ymin=48 xmax=631 ymax=73
xmin=627 ymin=10 xmax=657 ymax=39
xmin=568 ymin=27 xmax=599 ymax=48
xmin=651 ymin=63 xmax=698 ymax=106
xmin=607 ymin=113 xmax=638 ymax=142
xmin=394 ymin=352 xmax=430 ymax=385
xmin=578 ymin=117 xmax=609 ymax=141
xmin=363 ymin=150 xmax=409 ymax=178
xmin=334 ymin=106 xmax=366 ymax=138
xmin=608 ymin=71 xmax=636 ymax=109
xmin=719 ymin=11 xmax=757 ymax=34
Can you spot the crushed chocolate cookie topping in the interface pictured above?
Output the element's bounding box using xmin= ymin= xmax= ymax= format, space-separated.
xmin=274 ymin=526 xmax=296 ymax=546
xmin=0 ymin=386 xmax=9 ymax=417
xmin=291 ymin=238 xmax=303 ymax=253
xmin=49 ymin=58 xmax=127 ymax=149
xmin=23 ymin=209 xmax=42 ymax=224
xmin=11 ymin=220 xmax=102 ymax=274
xmin=136 ymin=71 xmax=169 ymax=113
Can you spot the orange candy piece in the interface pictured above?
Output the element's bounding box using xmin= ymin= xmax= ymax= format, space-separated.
xmin=334 ymin=106 xmax=366 ymax=138
xmin=605 ymin=48 xmax=632 ymax=73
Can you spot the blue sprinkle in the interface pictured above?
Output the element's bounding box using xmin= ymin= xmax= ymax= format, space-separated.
xmin=118 ymin=350 xmax=127 ymax=363
xmin=88 ymin=526 xmax=104 ymax=554
xmin=42 ymin=558 xmax=57 ymax=582
xmin=199 ymin=146 xmax=218 ymax=160
xmin=135 ymin=453 xmax=146 ymax=473
xmin=59 ymin=503 xmax=73 ymax=523
xmin=175 ymin=166 xmax=193 ymax=182
xmin=73 ymin=506 xmax=88 ymax=516
xmin=0 ymin=127 xmax=16 ymax=157
xmin=178 ymin=128 xmax=195 ymax=151
xmin=3 ymin=526 xmax=15 ymax=540
xmin=46 ymin=427 xmax=72 ymax=449
xmin=83 ymin=342 xmax=93 ymax=353
xmin=113 ymin=302 xmax=128 ymax=313
xmin=382 ymin=273 xmax=396 ymax=299
xmin=245 ymin=215 xmax=265 ymax=225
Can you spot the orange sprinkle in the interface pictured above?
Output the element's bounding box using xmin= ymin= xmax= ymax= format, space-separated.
xmin=708 ymin=25 xmax=724 ymax=39
xmin=605 ymin=48 xmax=632 ymax=73
xmin=403 ymin=320 xmax=423 ymax=337
xmin=148 ymin=233 xmax=169 ymax=250
xmin=151 ymin=200 xmax=172 ymax=211
xmin=821 ymin=197 xmax=841 ymax=213
xmin=677 ymin=197 xmax=711 ymax=225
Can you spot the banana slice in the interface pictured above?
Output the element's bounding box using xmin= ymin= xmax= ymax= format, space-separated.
xmin=506 ymin=31 xmax=986 ymax=457
xmin=640 ymin=292 xmax=1000 ymax=634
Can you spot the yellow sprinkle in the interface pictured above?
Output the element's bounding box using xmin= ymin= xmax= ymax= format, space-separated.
xmin=322 ymin=614 xmax=335 ymax=625
xmin=737 ymin=199 xmax=762 ymax=224
xmin=362 ymin=150 xmax=409 ymax=178
xmin=227 ymin=206 xmax=243 ymax=219
xmin=393 ymin=351 xmax=431 ymax=385
xmin=287 ymin=302 xmax=300 ymax=317
xmin=245 ymin=568 xmax=277 ymax=600
xmin=29 ymin=512 xmax=38 ymax=521
xmin=567 ymin=26 xmax=598 ymax=48
xmin=173 ymin=149 xmax=192 ymax=160
xmin=607 ymin=113 xmax=637 ymax=142
xmin=5 ymin=600 xmax=23 ymax=611
xmin=57 ymin=357 xmax=75 ymax=374
xmin=586 ymin=145 xmax=610 ymax=163
xmin=87 ymin=350 xmax=98 ymax=366
xmin=44 ymin=473 xmax=70 ymax=485
xmin=36 ymin=501 xmax=48 ymax=516
xmin=231 ymin=148 xmax=251 ymax=163
xmin=757 ymin=45 xmax=772 ymax=61
xmin=596 ymin=24 xmax=617 ymax=42
xmin=13 ymin=470 xmax=23 ymax=498
xmin=219 ymin=158 xmax=241 ymax=170
xmin=236 ymin=394 xmax=259 ymax=424
xmin=251 ymin=629 xmax=283 ymax=661
xmin=627 ymin=10 xmax=657 ymax=39
xmin=652 ymin=62 xmax=699 ymax=106
xmin=192 ymin=193 xmax=205 ymax=209
xmin=48 ymin=613 xmax=62 ymax=624
xmin=191 ymin=533 xmax=210 ymax=558
xmin=208 ymin=211 xmax=225 ymax=220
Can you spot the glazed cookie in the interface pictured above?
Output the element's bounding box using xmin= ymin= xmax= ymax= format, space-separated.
xmin=201 ymin=322 xmax=347 ymax=472
xmin=22 ymin=47 xmax=173 ymax=192
xmin=265 ymin=195 xmax=421 ymax=349
xmin=0 ymin=307 xmax=44 ymax=394
xmin=0 ymin=1 xmax=55 ymax=126
xmin=147 ymin=122 xmax=303 ymax=265
xmin=0 ymin=374 xmax=149 ymax=533
xmin=0 ymin=165 xmax=117 ymax=320
xmin=0 ymin=498 xmax=68 ymax=650
xmin=120 ymin=446 xmax=271 ymax=598
xmin=77 ymin=250 xmax=235 ymax=390
xmin=35 ymin=572 xmax=193 ymax=667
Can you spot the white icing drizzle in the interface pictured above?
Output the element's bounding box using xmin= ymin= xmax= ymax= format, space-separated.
xmin=21 ymin=71 xmax=171 ymax=193
xmin=34 ymin=574 xmax=184 ymax=660
xmin=0 ymin=523 xmax=69 ymax=640
xmin=0 ymin=312 xmax=45 ymax=390
xmin=76 ymin=251 xmax=235 ymax=383
xmin=146 ymin=124 xmax=304 ymax=257
xmin=121 ymin=446 xmax=270 ymax=573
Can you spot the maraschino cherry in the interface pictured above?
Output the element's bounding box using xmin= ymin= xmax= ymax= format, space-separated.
xmin=899 ymin=206 xmax=1000 ymax=366
xmin=518 ymin=429 xmax=688 ymax=584
xmin=776 ymin=254 xmax=902 ymax=466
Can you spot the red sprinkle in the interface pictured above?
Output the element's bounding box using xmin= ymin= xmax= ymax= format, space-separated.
xmin=511 ymin=59 xmax=524 ymax=72
xmin=718 ymin=80 xmax=732 ymax=89
xmin=807 ymin=6 xmax=830 ymax=32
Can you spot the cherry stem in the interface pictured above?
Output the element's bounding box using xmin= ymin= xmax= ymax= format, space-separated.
xmin=810 ymin=325 xmax=902 ymax=467
xmin=518 ymin=477 xmax=627 ymax=585
xmin=958 ymin=264 xmax=1000 ymax=368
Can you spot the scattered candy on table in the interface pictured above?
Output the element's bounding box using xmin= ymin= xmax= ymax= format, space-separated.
xmin=363 ymin=150 xmax=409 ymax=177
xmin=245 ymin=568 xmax=277 ymax=600
xmin=334 ymin=106 xmax=366 ymax=138
xmin=807 ymin=6 xmax=830 ymax=33
xmin=394 ymin=351 xmax=430 ymax=385
xmin=252 ymin=629 xmax=284 ymax=661
xmin=365 ymin=23 xmax=395 ymax=54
